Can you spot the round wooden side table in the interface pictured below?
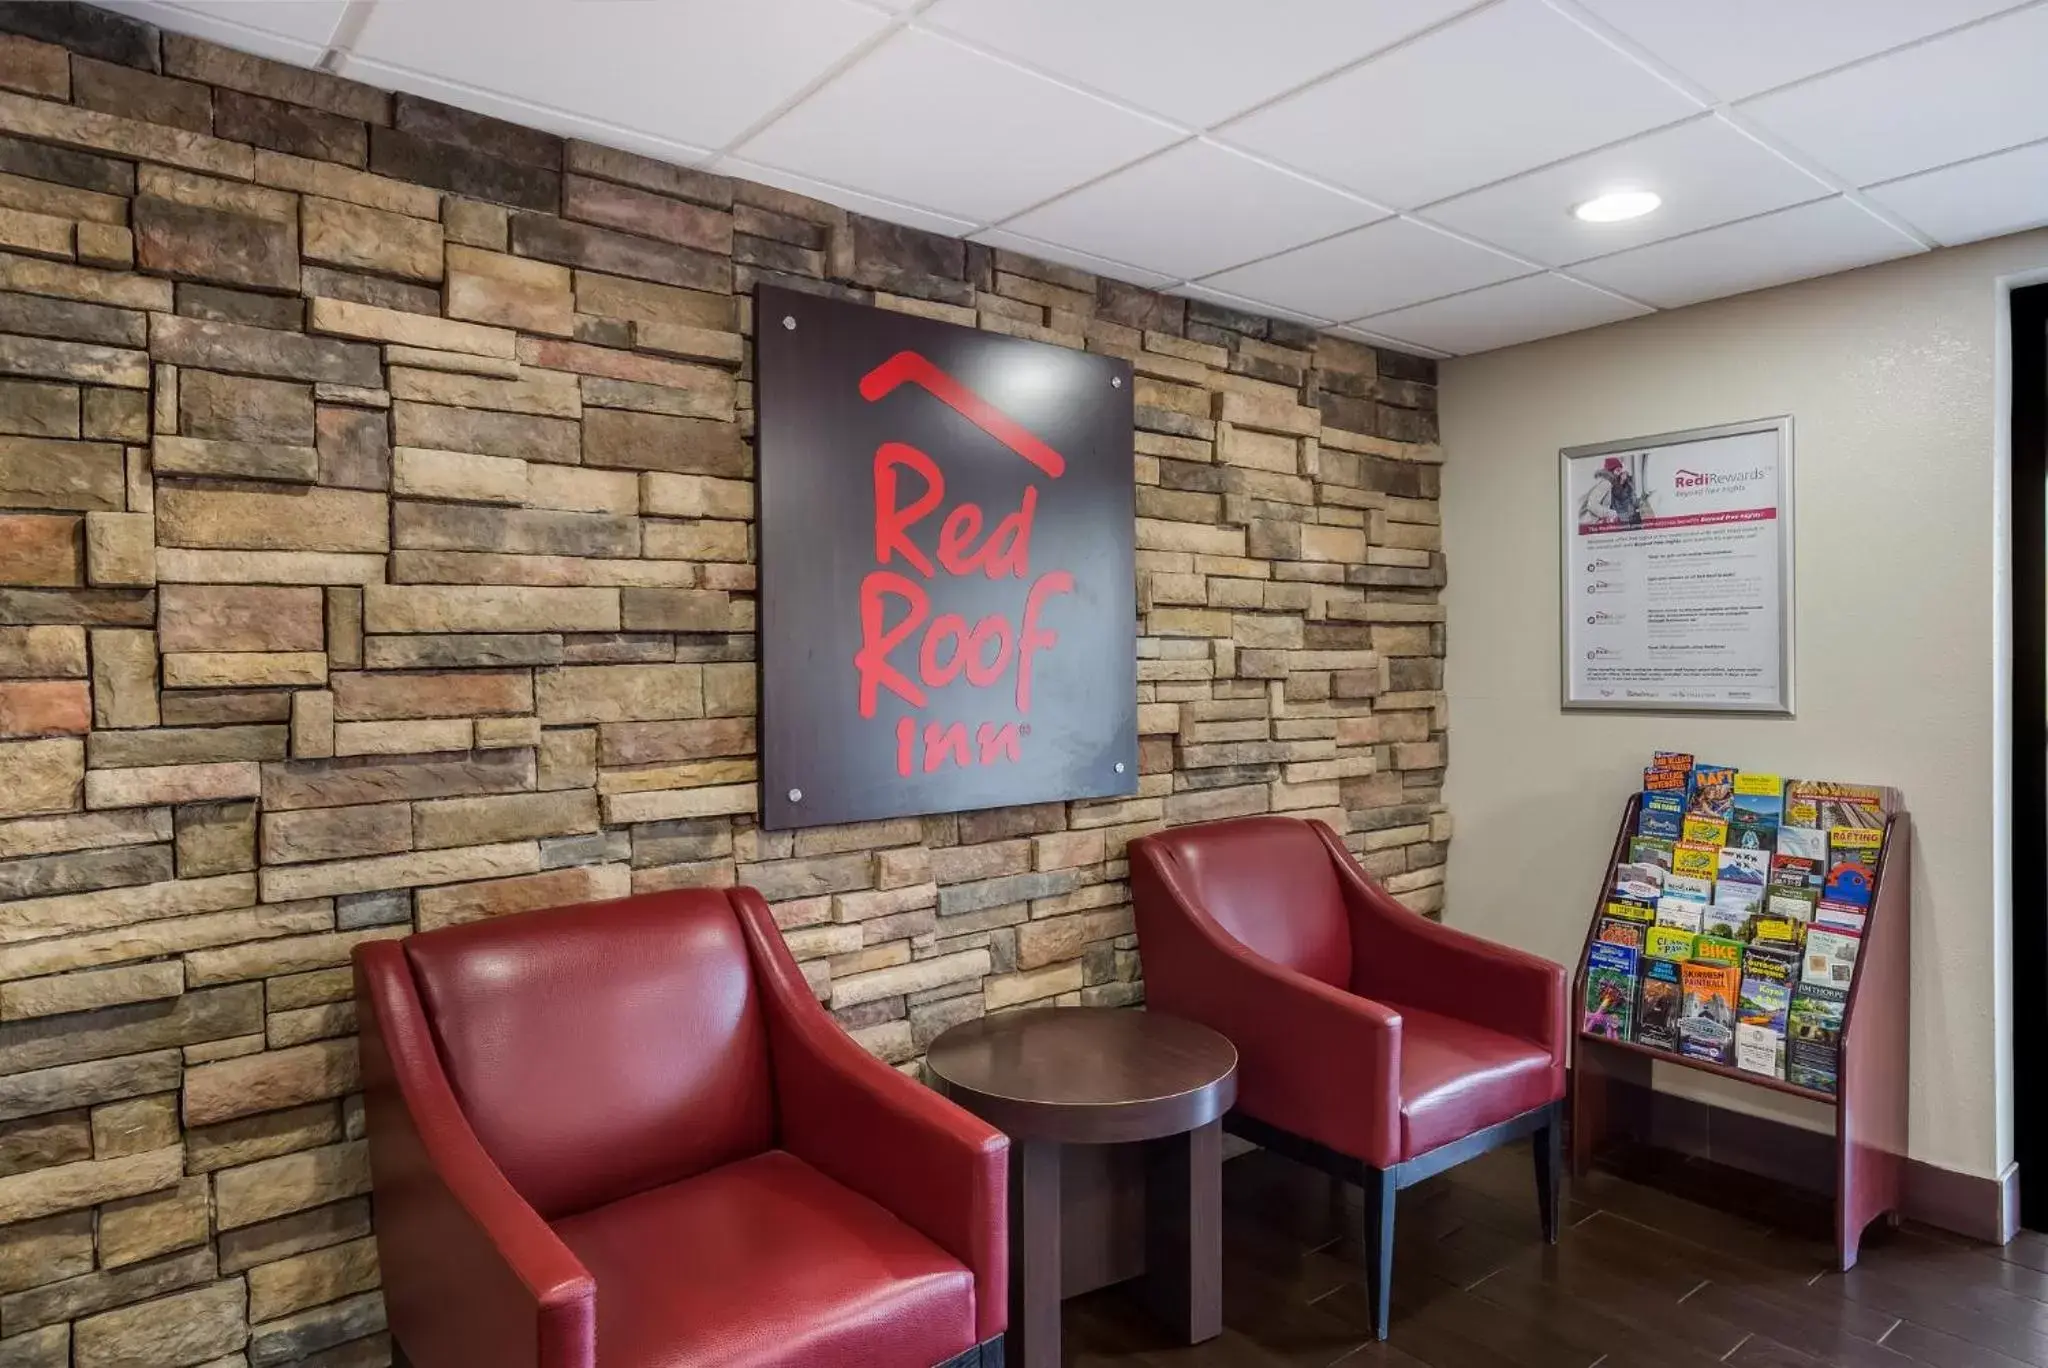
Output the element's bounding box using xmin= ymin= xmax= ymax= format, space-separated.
xmin=927 ymin=1006 xmax=1238 ymax=1368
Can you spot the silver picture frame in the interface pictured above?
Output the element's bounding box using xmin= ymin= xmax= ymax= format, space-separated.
xmin=1559 ymin=415 xmax=1795 ymax=715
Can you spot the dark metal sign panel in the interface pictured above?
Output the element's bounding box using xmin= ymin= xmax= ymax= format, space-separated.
xmin=756 ymin=284 xmax=1138 ymax=830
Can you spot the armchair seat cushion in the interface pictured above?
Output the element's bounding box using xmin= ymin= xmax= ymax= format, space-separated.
xmin=1394 ymin=1004 xmax=1561 ymax=1161
xmin=552 ymin=1148 xmax=977 ymax=1368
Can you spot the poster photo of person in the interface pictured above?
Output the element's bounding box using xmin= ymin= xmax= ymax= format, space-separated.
xmin=1576 ymin=451 xmax=1654 ymax=528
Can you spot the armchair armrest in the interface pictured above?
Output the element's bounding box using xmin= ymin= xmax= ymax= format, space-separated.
xmin=731 ymin=888 xmax=1008 ymax=1345
xmin=1313 ymin=822 xmax=1567 ymax=1063
xmin=1130 ymin=838 xmax=1405 ymax=1170
xmin=354 ymin=942 xmax=595 ymax=1368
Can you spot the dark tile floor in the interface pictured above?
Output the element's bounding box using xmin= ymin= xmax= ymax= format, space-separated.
xmin=1061 ymin=1144 xmax=2044 ymax=1367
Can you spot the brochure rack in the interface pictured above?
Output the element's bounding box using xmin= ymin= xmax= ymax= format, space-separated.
xmin=1568 ymin=791 xmax=1911 ymax=1269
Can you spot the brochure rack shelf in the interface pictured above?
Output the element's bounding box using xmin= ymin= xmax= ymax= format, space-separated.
xmin=1569 ymin=791 xmax=1912 ymax=1270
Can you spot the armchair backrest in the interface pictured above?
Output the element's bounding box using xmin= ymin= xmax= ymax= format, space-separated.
xmin=400 ymin=889 xmax=774 ymax=1220
xmin=1139 ymin=816 xmax=1352 ymax=988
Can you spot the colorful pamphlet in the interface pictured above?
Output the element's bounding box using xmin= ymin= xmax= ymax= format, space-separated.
xmin=1771 ymin=852 xmax=1822 ymax=891
xmin=1639 ymin=792 xmax=1686 ymax=840
xmin=1635 ymin=957 xmax=1684 ymax=1050
xmin=1583 ymin=941 xmax=1639 ymax=1040
xmin=1776 ymin=825 xmax=1826 ymax=861
xmin=1728 ymin=773 xmax=1784 ymax=851
xmin=1613 ymin=861 xmax=1665 ymax=902
xmin=1645 ymin=752 xmax=1694 ymax=794
xmin=1751 ymin=918 xmax=1801 ymax=948
xmin=1787 ymin=984 xmax=1847 ymax=1092
xmin=1786 ymin=781 xmax=1889 ymax=832
xmin=1628 ymin=836 xmax=1676 ymax=872
xmin=1802 ymin=926 xmax=1861 ymax=990
xmin=1682 ymin=814 xmax=1730 ymax=847
xmin=1689 ymin=765 xmax=1736 ymax=820
xmin=1717 ymin=846 xmax=1769 ymax=886
xmin=1694 ymin=935 xmax=1745 ymax=969
xmin=1678 ymin=961 xmax=1739 ymax=1064
xmin=1735 ymin=947 xmax=1796 ymax=1079
xmin=1596 ymin=916 xmax=1647 ymax=950
xmin=1604 ymin=899 xmax=1656 ymax=924
xmin=1672 ymin=843 xmax=1718 ymax=881
xmin=1815 ymin=902 xmax=1868 ymax=933
xmin=1645 ymin=925 xmax=1697 ymax=962
xmin=1655 ymin=897 xmax=1704 ymax=932
xmin=1712 ymin=882 xmax=1764 ymax=917
xmin=1823 ymin=827 xmax=1882 ymax=908
xmin=1765 ymin=887 xmax=1819 ymax=923
xmin=1664 ymin=872 xmax=1713 ymax=903
xmin=1701 ymin=904 xmax=1752 ymax=942
xmin=1643 ymin=765 xmax=1691 ymax=793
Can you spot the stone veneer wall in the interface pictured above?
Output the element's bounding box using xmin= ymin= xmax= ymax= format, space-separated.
xmin=0 ymin=5 xmax=1446 ymax=1364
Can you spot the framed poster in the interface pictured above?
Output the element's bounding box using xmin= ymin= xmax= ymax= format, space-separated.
xmin=755 ymin=284 xmax=1138 ymax=830
xmin=1560 ymin=416 xmax=1794 ymax=714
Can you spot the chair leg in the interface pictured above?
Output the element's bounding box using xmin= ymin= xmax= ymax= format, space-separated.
xmin=1363 ymin=1167 xmax=1396 ymax=1340
xmin=1533 ymin=1101 xmax=1562 ymax=1244
xmin=937 ymin=1340 xmax=1004 ymax=1368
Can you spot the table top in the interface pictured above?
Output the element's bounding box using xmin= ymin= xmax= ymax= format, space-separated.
xmin=927 ymin=1007 xmax=1237 ymax=1145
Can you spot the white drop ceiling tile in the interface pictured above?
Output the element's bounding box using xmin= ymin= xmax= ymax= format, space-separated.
xmin=1330 ymin=323 xmax=1451 ymax=359
xmin=719 ymin=157 xmax=980 ymax=238
xmin=1002 ymin=141 xmax=1385 ymax=282
xmin=1355 ymin=273 xmax=1650 ymax=356
xmin=101 ymin=1 xmax=337 ymax=61
xmin=1219 ymin=0 xmax=1701 ymax=209
xmin=1172 ymin=283 xmax=1335 ymax=328
xmin=1202 ymin=217 xmax=1533 ymax=321
xmin=1426 ymin=115 xmax=1831 ymax=267
xmin=919 ymin=0 xmax=1484 ymax=127
xmin=151 ymin=1 xmax=343 ymax=45
xmin=970 ymin=228 xmax=1178 ymax=290
xmin=337 ymin=57 xmax=718 ymax=168
xmin=1572 ymin=0 xmax=2026 ymax=102
xmin=1736 ymin=3 xmax=2048 ymax=187
xmin=347 ymin=0 xmax=889 ymax=152
xmin=1570 ymin=197 xmax=1924 ymax=309
xmin=737 ymin=28 xmax=1181 ymax=225
xmin=1863 ymin=141 xmax=2048 ymax=246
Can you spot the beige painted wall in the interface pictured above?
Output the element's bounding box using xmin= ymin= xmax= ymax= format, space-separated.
xmin=1439 ymin=229 xmax=2048 ymax=1181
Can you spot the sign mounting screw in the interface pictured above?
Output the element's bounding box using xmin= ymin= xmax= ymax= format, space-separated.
xmin=782 ymin=316 xmax=796 ymax=331
xmin=787 ymin=788 xmax=803 ymax=803
xmin=1113 ymin=762 xmax=1126 ymax=774
xmin=1110 ymin=375 xmax=1122 ymax=388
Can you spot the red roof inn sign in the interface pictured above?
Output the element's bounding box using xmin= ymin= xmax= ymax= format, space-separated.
xmin=756 ymin=285 xmax=1138 ymax=830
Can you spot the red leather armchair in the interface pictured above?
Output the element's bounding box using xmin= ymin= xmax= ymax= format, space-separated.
xmin=1130 ymin=817 xmax=1567 ymax=1339
xmin=353 ymin=887 xmax=1008 ymax=1368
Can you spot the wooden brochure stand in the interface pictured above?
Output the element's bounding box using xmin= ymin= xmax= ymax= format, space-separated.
xmin=1568 ymin=793 xmax=1911 ymax=1269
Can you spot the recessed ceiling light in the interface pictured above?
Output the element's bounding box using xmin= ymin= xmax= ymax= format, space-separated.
xmin=1573 ymin=190 xmax=1662 ymax=223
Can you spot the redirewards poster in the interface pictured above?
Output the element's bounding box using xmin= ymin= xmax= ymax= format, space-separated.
xmin=1561 ymin=419 xmax=1793 ymax=713
xmin=755 ymin=285 xmax=1138 ymax=829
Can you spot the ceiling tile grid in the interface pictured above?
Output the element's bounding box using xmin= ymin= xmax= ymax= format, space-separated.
xmin=97 ymin=0 xmax=343 ymax=62
xmin=113 ymin=0 xmax=2048 ymax=355
xmin=1215 ymin=0 xmax=1706 ymax=211
xmin=999 ymin=140 xmax=1388 ymax=285
xmin=1201 ymin=217 xmax=1537 ymax=323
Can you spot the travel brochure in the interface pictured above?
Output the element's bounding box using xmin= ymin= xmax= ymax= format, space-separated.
xmin=1578 ymin=752 xmax=1893 ymax=1095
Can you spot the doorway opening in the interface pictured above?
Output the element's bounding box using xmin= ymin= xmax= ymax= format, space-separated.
xmin=2013 ymin=281 xmax=2048 ymax=1230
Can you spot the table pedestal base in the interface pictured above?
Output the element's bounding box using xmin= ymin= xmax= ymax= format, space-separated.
xmin=1142 ymin=1118 xmax=1223 ymax=1342
xmin=1005 ymin=1122 xmax=1224 ymax=1368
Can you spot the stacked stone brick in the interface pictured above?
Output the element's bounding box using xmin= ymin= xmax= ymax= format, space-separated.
xmin=0 ymin=5 xmax=1446 ymax=1364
